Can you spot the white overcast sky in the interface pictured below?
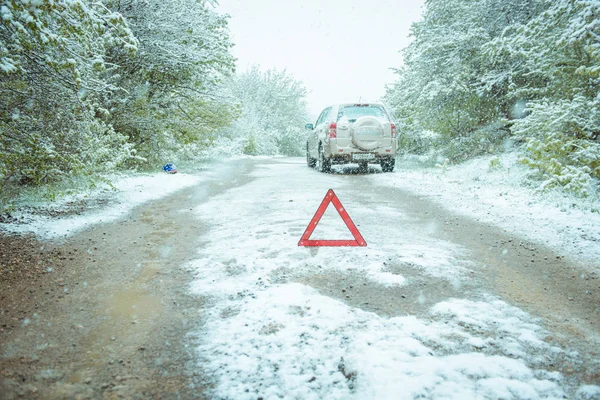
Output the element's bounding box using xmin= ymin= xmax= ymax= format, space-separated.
xmin=216 ymin=0 xmax=425 ymax=118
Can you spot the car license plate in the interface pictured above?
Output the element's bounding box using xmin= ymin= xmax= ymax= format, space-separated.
xmin=352 ymin=153 xmax=375 ymax=161
xmin=357 ymin=127 xmax=380 ymax=135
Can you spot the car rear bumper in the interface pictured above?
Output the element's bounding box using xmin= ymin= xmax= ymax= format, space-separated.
xmin=328 ymin=153 xmax=393 ymax=164
xmin=325 ymin=140 xmax=396 ymax=164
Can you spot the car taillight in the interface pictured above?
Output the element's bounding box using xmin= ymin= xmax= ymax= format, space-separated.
xmin=391 ymin=123 xmax=397 ymax=139
xmin=328 ymin=122 xmax=337 ymax=138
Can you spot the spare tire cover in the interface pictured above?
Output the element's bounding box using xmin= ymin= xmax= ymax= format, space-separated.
xmin=350 ymin=116 xmax=385 ymax=151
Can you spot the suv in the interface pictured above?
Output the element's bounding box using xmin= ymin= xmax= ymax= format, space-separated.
xmin=305 ymin=103 xmax=397 ymax=173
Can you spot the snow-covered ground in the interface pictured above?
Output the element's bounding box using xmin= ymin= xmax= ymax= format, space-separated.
xmin=2 ymin=156 xmax=598 ymax=398
xmin=0 ymin=173 xmax=202 ymax=239
xmin=370 ymin=152 xmax=600 ymax=271
xmin=195 ymin=283 xmax=566 ymax=399
xmin=186 ymin=159 xmax=596 ymax=399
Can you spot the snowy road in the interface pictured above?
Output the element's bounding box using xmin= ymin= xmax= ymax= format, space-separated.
xmin=1 ymin=157 xmax=599 ymax=399
xmin=187 ymin=158 xmax=599 ymax=399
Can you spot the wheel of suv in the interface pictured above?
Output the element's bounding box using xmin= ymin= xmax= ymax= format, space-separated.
xmin=317 ymin=145 xmax=331 ymax=173
xmin=381 ymin=157 xmax=395 ymax=173
xmin=306 ymin=143 xmax=316 ymax=168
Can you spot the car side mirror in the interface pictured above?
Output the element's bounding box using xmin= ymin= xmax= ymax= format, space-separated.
xmin=305 ymin=123 xmax=314 ymax=130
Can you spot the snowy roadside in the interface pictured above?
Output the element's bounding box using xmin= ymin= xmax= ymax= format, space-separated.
xmin=370 ymin=153 xmax=600 ymax=271
xmin=0 ymin=173 xmax=202 ymax=240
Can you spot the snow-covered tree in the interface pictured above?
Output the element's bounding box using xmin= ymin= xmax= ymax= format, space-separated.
xmin=486 ymin=0 xmax=600 ymax=196
xmin=216 ymin=66 xmax=310 ymax=157
xmin=0 ymin=0 xmax=138 ymax=196
xmin=385 ymin=0 xmax=545 ymax=161
xmin=1 ymin=0 xmax=239 ymax=204
xmin=386 ymin=0 xmax=599 ymax=196
xmin=105 ymin=0 xmax=237 ymax=165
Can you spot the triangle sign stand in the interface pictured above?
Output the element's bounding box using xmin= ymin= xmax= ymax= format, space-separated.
xmin=298 ymin=189 xmax=367 ymax=247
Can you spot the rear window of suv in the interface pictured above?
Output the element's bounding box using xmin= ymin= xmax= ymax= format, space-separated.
xmin=337 ymin=105 xmax=389 ymax=123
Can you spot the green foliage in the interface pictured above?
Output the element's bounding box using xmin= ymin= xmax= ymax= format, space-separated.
xmin=488 ymin=156 xmax=503 ymax=171
xmin=0 ymin=0 xmax=139 ymax=204
xmin=106 ymin=0 xmax=237 ymax=166
xmin=386 ymin=0 xmax=599 ymax=197
xmin=0 ymin=0 xmax=239 ymax=206
xmin=441 ymin=121 xmax=510 ymax=163
xmin=384 ymin=0 xmax=538 ymax=148
xmin=215 ymin=66 xmax=310 ymax=157
xmin=242 ymin=135 xmax=259 ymax=156
xmin=515 ymin=97 xmax=600 ymax=197
xmin=489 ymin=0 xmax=600 ymax=197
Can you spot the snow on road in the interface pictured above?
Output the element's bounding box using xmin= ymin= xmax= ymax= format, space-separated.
xmin=187 ymin=159 xmax=577 ymax=399
xmin=0 ymin=173 xmax=201 ymax=239
xmin=196 ymin=284 xmax=563 ymax=400
xmin=370 ymin=153 xmax=600 ymax=271
xmin=3 ymin=156 xmax=596 ymax=398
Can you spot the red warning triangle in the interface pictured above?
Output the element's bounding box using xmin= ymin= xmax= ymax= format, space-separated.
xmin=298 ymin=189 xmax=366 ymax=247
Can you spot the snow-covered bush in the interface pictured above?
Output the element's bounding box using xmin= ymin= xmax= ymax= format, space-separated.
xmin=488 ymin=156 xmax=503 ymax=171
xmin=217 ymin=66 xmax=310 ymax=156
xmin=385 ymin=0 xmax=544 ymax=148
xmin=441 ymin=121 xmax=510 ymax=163
xmin=487 ymin=0 xmax=600 ymax=197
xmin=0 ymin=0 xmax=240 ymax=206
xmin=386 ymin=0 xmax=599 ymax=197
xmin=0 ymin=0 xmax=138 ymax=201
xmin=106 ymin=0 xmax=237 ymax=166
xmin=397 ymin=129 xmax=439 ymax=156
xmin=515 ymin=97 xmax=600 ymax=197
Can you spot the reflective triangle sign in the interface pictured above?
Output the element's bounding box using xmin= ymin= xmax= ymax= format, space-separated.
xmin=298 ymin=189 xmax=366 ymax=247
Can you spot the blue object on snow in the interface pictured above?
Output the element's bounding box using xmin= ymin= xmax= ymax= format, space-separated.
xmin=162 ymin=163 xmax=178 ymax=174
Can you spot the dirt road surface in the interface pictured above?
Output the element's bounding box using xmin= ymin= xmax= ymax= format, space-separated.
xmin=1 ymin=157 xmax=599 ymax=399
